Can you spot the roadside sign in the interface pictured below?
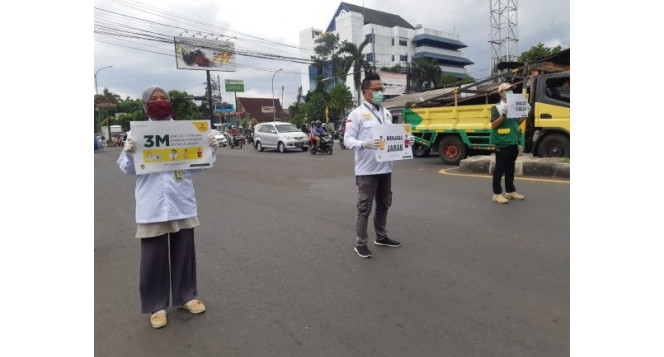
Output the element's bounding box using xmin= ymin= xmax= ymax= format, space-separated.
xmin=96 ymin=102 xmax=117 ymax=109
xmin=225 ymin=79 xmax=244 ymax=92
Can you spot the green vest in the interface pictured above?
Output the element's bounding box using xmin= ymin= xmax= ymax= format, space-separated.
xmin=489 ymin=105 xmax=520 ymax=147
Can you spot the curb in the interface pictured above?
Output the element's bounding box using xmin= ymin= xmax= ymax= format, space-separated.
xmin=459 ymin=155 xmax=570 ymax=179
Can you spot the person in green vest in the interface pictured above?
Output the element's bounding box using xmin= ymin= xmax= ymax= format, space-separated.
xmin=490 ymin=83 xmax=530 ymax=204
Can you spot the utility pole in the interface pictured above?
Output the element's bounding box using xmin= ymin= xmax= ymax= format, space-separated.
xmin=206 ymin=70 xmax=214 ymax=122
xmin=272 ymin=68 xmax=282 ymax=121
xmin=281 ymin=85 xmax=284 ymax=119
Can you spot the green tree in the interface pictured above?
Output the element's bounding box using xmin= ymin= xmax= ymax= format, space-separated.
xmin=94 ymin=88 xmax=122 ymax=135
xmin=381 ymin=65 xmax=402 ymax=73
xmin=311 ymin=33 xmax=346 ymax=83
xmin=438 ymin=73 xmax=476 ymax=88
xmin=339 ymin=40 xmax=371 ymax=102
xmin=304 ymin=87 xmax=330 ymax=123
xmin=518 ymin=42 xmax=564 ymax=63
xmin=169 ymin=90 xmax=202 ymax=120
xmin=288 ymin=87 xmax=307 ymax=128
xmin=328 ymin=83 xmax=353 ymax=122
xmin=411 ymin=59 xmax=442 ymax=91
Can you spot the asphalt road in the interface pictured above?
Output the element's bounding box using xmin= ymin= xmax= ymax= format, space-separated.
xmin=95 ymin=143 xmax=569 ymax=357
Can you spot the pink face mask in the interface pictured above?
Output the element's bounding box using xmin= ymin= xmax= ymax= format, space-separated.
xmin=146 ymin=101 xmax=173 ymax=120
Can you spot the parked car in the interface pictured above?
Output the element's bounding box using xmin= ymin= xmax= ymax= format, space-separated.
xmin=211 ymin=129 xmax=228 ymax=147
xmin=253 ymin=122 xmax=309 ymax=153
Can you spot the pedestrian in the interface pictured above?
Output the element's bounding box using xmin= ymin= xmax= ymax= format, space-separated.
xmin=344 ymin=72 xmax=413 ymax=258
xmin=116 ymin=85 xmax=219 ymax=328
xmin=490 ymin=83 xmax=530 ymax=204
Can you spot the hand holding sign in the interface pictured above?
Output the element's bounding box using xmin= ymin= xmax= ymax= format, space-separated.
xmin=373 ymin=124 xmax=414 ymax=162
xmin=506 ymin=93 xmax=531 ymax=118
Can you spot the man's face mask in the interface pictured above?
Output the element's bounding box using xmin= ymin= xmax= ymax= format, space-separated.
xmin=372 ymin=90 xmax=384 ymax=104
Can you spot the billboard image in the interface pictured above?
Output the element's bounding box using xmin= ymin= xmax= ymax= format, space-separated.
xmin=174 ymin=37 xmax=236 ymax=71
xmin=376 ymin=70 xmax=407 ymax=96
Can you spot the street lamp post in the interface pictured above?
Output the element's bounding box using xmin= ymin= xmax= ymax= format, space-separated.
xmin=281 ymin=85 xmax=284 ymax=119
xmin=95 ymin=65 xmax=113 ymax=95
xmin=272 ymin=68 xmax=282 ymax=121
xmin=95 ymin=65 xmax=113 ymax=143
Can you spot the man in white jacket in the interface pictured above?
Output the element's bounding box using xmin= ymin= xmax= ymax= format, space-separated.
xmin=344 ymin=72 xmax=413 ymax=258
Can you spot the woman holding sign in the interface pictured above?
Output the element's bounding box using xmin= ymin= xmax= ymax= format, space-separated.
xmin=116 ymin=85 xmax=219 ymax=329
xmin=490 ymin=83 xmax=530 ymax=204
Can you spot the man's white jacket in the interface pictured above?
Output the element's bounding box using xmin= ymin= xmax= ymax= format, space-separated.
xmin=344 ymin=102 xmax=393 ymax=176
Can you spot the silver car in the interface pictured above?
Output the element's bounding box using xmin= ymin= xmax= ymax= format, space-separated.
xmin=210 ymin=129 xmax=228 ymax=147
xmin=254 ymin=122 xmax=309 ymax=153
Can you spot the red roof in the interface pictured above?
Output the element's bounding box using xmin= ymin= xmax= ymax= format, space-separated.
xmin=236 ymin=97 xmax=283 ymax=122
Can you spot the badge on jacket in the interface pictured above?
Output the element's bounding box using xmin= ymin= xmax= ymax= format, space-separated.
xmin=174 ymin=170 xmax=185 ymax=182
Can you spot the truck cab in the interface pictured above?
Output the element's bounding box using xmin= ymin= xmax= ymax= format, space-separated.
xmin=527 ymin=72 xmax=570 ymax=157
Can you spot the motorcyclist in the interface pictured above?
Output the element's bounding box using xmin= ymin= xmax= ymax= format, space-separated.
xmin=338 ymin=122 xmax=346 ymax=147
xmin=230 ymin=125 xmax=239 ymax=136
xmin=313 ymin=120 xmax=327 ymax=151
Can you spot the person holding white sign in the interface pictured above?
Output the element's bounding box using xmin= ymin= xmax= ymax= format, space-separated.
xmin=116 ymin=85 xmax=219 ymax=329
xmin=344 ymin=72 xmax=413 ymax=259
xmin=490 ymin=83 xmax=530 ymax=204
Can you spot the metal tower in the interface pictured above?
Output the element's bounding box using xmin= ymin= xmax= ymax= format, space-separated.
xmin=490 ymin=0 xmax=518 ymax=76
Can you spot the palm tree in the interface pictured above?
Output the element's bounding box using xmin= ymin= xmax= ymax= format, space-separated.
xmin=340 ymin=40 xmax=370 ymax=103
xmin=411 ymin=59 xmax=442 ymax=91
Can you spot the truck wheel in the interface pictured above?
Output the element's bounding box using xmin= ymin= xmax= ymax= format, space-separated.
xmin=438 ymin=136 xmax=466 ymax=165
xmin=413 ymin=144 xmax=430 ymax=157
xmin=536 ymin=134 xmax=569 ymax=157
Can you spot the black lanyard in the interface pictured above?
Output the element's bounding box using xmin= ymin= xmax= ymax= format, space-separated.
xmin=364 ymin=103 xmax=384 ymax=124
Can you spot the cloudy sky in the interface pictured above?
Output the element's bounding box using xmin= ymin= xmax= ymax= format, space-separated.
xmin=94 ymin=0 xmax=569 ymax=108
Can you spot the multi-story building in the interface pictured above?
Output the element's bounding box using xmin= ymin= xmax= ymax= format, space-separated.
xmin=299 ymin=2 xmax=474 ymax=102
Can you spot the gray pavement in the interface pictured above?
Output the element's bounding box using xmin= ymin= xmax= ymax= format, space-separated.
xmin=95 ymin=143 xmax=569 ymax=357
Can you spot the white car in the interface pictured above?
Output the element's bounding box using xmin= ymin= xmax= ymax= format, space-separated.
xmin=211 ymin=129 xmax=228 ymax=147
xmin=253 ymin=122 xmax=309 ymax=153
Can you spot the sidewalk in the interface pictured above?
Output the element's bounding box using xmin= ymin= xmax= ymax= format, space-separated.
xmin=459 ymin=154 xmax=570 ymax=179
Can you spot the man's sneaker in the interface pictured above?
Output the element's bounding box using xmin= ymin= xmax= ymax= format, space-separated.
xmin=354 ymin=245 xmax=372 ymax=258
xmin=492 ymin=194 xmax=509 ymax=204
xmin=374 ymin=237 xmax=401 ymax=247
xmin=504 ymin=191 xmax=525 ymax=200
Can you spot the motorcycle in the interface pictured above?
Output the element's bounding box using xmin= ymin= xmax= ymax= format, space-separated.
xmin=229 ymin=134 xmax=244 ymax=149
xmin=338 ymin=130 xmax=346 ymax=149
xmin=245 ymin=132 xmax=254 ymax=145
xmin=309 ymin=133 xmax=333 ymax=155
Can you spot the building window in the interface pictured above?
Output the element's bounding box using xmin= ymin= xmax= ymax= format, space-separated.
xmin=365 ymin=33 xmax=374 ymax=43
xmin=400 ymin=55 xmax=407 ymax=62
xmin=392 ymin=38 xmax=395 ymax=46
xmin=399 ymin=37 xmax=407 ymax=46
xmin=392 ymin=55 xmax=395 ymax=62
xmin=366 ymin=53 xmax=374 ymax=62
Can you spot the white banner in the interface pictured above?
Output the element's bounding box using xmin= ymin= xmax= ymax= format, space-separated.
xmin=130 ymin=120 xmax=213 ymax=175
xmin=373 ymin=124 xmax=414 ymax=162
xmin=174 ymin=37 xmax=236 ymax=71
xmin=506 ymin=93 xmax=530 ymax=118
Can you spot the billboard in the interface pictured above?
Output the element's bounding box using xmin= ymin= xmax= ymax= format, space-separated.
xmin=376 ymin=70 xmax=407 ymax=96
xmin=225 ymin=79 xmax=244 ymax=92
xmin=174 ymin=37 xmax=236 ymax=71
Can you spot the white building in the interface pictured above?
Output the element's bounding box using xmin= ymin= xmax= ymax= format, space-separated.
xmin=299 ymin=2 xmax=474 ymax=103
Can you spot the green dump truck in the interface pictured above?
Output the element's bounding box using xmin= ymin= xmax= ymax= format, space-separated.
xmin=403 ymin=51 xmax=570 ymax=165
